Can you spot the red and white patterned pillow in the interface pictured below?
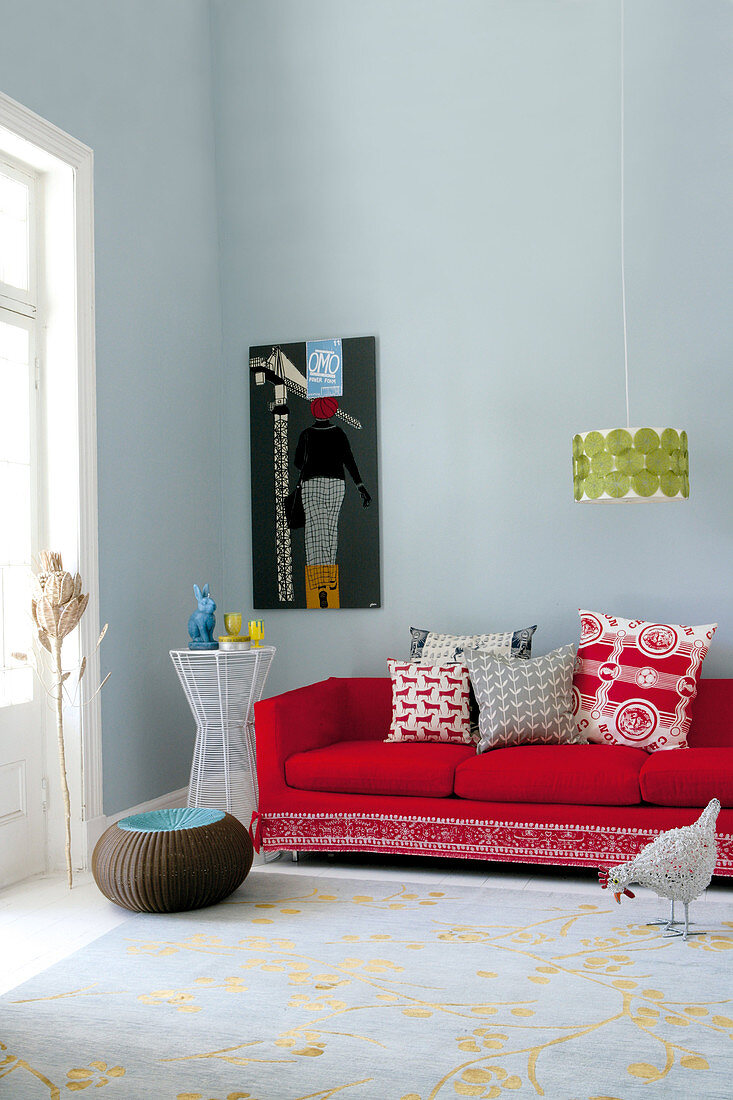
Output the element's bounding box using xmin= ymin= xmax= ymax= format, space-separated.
xmin=573 ymin=609 xmax=717 ymax=751
xmin=386 ymin=660 xmax=472 ymax=744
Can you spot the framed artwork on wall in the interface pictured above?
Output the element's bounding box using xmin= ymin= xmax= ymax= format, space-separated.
xmin=249 ymin=335 xmax=380 ymax=610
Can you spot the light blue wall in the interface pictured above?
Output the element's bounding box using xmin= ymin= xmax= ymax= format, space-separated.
xmin=211 ymin=0 xmax=732 ymax=698
xmin=0 ymin=0 xmax=224 ymax=813
xmin=1 ymin=1 xmax=729 ymax=813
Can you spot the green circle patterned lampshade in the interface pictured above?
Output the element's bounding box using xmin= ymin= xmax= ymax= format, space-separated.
xmin=573 ymin=428 xmax=689 ymax=502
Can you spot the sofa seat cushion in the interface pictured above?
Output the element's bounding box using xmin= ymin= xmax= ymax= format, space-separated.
xmin=640 ymin=748 xmax=733 ymax=807
xmin=285 ymin=740 xmax=475 ymax=798
xmin=454 ymin=744 xmax=646 ymax=805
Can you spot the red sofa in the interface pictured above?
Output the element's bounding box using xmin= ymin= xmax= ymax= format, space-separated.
xmin=252 ymin=676 xmax=733 ymax=875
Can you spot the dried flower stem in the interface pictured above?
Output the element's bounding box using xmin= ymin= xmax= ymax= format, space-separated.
xmin=16 ymin=550 xmax=108 ymax=890
xmin=52 ymin=637 xmax=73 ymax=889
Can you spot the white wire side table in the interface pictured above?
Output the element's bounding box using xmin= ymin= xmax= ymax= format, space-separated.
xmin=170 ymin=647 xmax=275 ymax=828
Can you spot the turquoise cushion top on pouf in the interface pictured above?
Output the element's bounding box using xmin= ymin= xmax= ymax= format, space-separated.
xmin=118 ymin=807 xmax=225 ymax=833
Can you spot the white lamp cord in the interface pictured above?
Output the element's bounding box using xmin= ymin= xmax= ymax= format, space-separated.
xmin=621 ymin=0 xmax=631 ymax=430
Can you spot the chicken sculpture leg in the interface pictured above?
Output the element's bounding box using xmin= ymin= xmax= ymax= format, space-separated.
xmin=598 ymin=798 xmax=721 ymax=942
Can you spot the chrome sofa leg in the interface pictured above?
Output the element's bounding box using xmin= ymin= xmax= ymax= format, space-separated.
xmin=292 ymin=850 xmax=299 ymax=863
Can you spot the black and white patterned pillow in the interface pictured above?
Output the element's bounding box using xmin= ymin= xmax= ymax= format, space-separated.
xmin=409 ymin=626 xmax=536 ymax=664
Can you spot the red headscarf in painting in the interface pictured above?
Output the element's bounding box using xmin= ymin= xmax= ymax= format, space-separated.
xmin=311 ymin=397 xmax=339 ymax=420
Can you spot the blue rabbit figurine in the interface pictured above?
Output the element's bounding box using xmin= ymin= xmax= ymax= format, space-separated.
xmin=188 ymin=583 xmax=219 ymax=650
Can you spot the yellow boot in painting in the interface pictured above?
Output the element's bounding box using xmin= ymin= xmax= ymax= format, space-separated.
xmin=306 ymin=565 xmax=340 ymax=609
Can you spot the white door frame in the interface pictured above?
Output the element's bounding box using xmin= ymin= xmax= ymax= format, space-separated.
xmin=0 ymin=91 xmax=102 ymax=868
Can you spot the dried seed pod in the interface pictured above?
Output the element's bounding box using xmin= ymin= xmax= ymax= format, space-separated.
xmin=35 ymin=596 xmax=60 ymax=637
xmin=36 ymin=571 xmax=52 ymax=597
xmin=58 ymin=593 xmax=89 ymax=638
xmin=46 ymin=571 xmax=75 ymax=607
xmin=39 ymin=550 xmax=62 ymax=573
xmin=30 ymin=553 xmax=88 ymax=642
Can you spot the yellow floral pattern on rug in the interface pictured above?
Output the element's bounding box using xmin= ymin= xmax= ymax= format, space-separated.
xmin=0 ymin=1046 xmax=125 ymax=1097
xmin=1 ymin=878 xmax=732 ymax=1099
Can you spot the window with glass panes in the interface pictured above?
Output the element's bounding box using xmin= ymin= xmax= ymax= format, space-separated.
xmin=0 ymin=160 xmax=37 ymax=707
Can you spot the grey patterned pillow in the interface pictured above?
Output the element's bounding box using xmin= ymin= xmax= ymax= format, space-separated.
xmin=464 ymin=644 xmax=585 ymax=753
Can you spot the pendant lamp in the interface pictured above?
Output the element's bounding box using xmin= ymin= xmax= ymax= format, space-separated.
xmin=573 ymin=0 xmax=689 ymax=504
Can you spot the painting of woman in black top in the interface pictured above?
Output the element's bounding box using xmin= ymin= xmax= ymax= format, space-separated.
xmin=248 ymin=335 xmax=380 ymax=610
xmin=296 ymin=397 xmax=371 ymax=608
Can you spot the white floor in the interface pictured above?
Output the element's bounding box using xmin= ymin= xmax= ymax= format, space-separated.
xmin=1 ymin=852 xmax=730 ymax=997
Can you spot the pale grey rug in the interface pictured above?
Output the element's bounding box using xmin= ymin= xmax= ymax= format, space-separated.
xmin=1 ymin=872 xmax=732 ymax=1098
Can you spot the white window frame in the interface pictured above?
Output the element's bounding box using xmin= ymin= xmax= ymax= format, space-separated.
xmin=0 ymin=309 xmax=38 ymax=713
xmin=0 ymin=91 xmax=101 ymax=868
xmin=0 ymin=160 xmax=40 ymax=701
xmin=0 ymin=155 xmax=38 ymax=317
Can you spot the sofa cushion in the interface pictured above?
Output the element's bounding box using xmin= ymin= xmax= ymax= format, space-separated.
xmin=465 ymin=644 xmax=584 ymax=751
xmin=386 ymin=660 xmax=472 ymax=743
xmin=573 ymin=609 xmax=717 ymax=752
xmin=410 ymin=625 xmax=536 ymax=664
xmin=640 ymin=749 xmax=733 ymax=807
xmin=454 ymin=744 xmax=646 ymax=805
xmin=285 ymin=740 xmax=475 ymax=798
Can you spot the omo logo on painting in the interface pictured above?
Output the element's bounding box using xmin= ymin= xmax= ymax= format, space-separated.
xmin=309 ymin=348 xmax=340 ymax=377
xmin=307 ymin=337 xmax=343 ymax=398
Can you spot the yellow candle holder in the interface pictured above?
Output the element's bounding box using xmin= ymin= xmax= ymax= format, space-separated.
xmin=224 ymin=612 xmax=242 ymax=637
xmin=248 ymin=619 xmax=264 ymax=648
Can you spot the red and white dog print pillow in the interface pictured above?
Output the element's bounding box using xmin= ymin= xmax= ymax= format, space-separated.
xmin=386 ymin=660 xmax=472 ymax=744
xmin=573 ymin=609 xmax=716 ymax=751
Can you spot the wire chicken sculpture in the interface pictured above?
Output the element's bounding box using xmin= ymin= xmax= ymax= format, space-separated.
xmin=599 ymin=798 xmax=720 ymax=941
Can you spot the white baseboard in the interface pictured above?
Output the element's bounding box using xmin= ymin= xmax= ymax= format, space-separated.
xmin=85 ymin=787 xmax=188 ymax=858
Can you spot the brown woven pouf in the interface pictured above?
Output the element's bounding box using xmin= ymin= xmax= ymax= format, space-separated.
xmin=92 ymin=807 xmax=253 ymax=913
